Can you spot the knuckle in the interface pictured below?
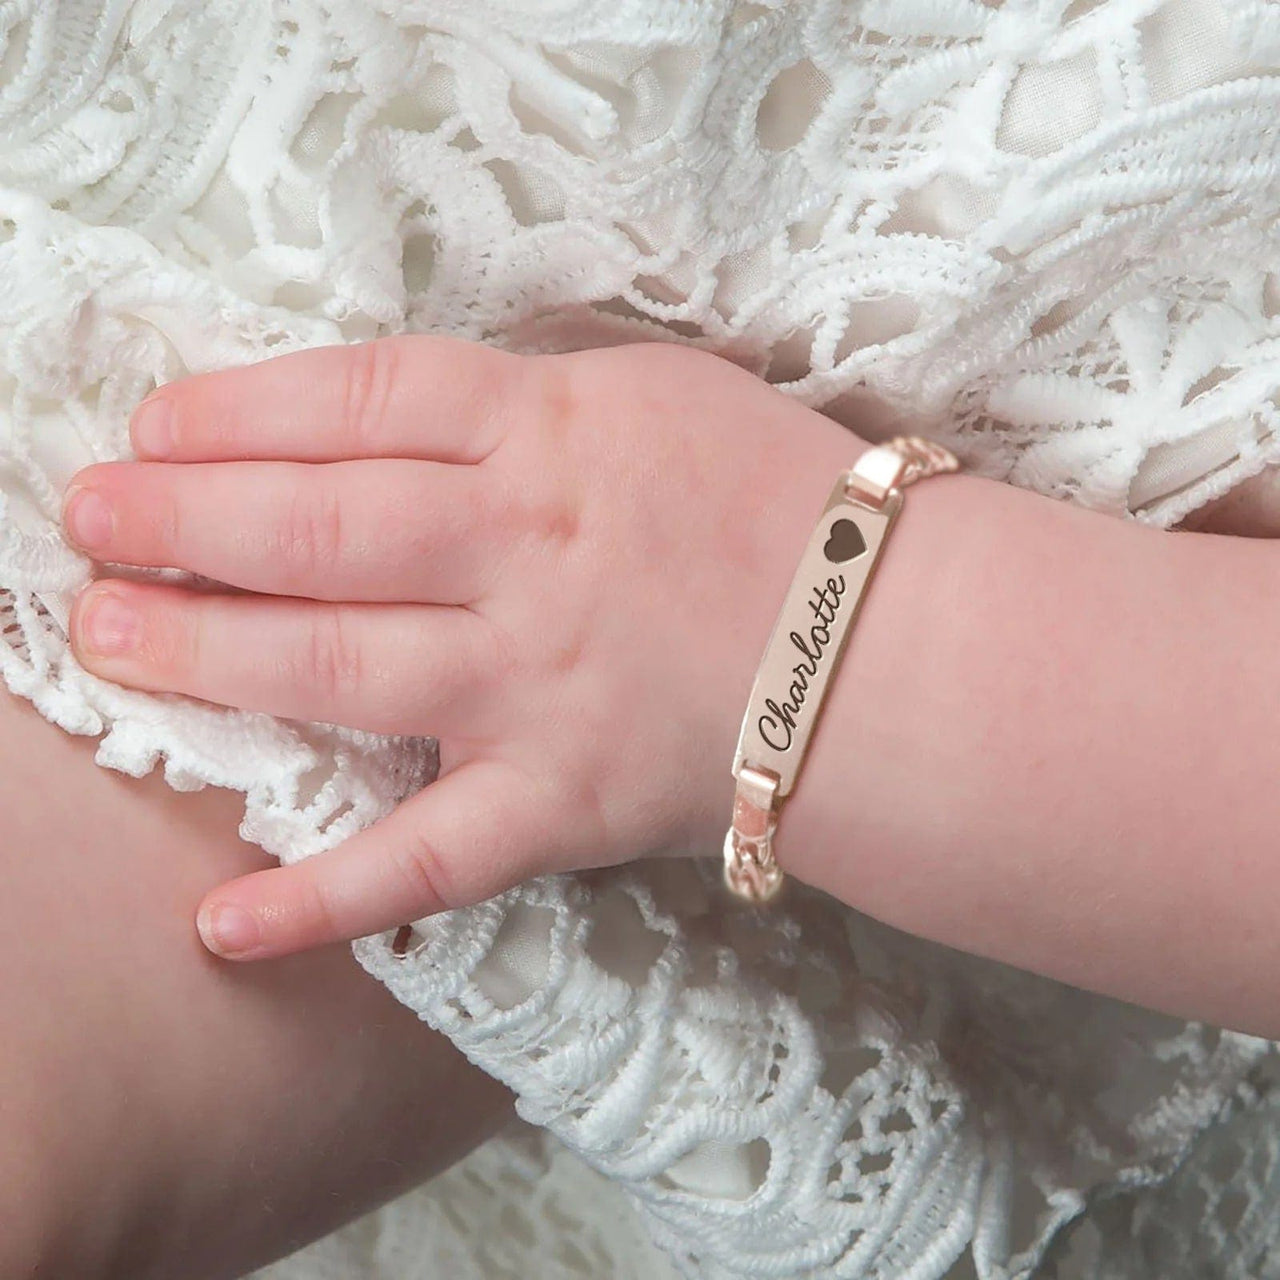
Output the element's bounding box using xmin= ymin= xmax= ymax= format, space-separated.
xmin=546 ymin=619 xmax=589 ymax=678
xmin=131 ymin=588 xmax=200 ymax=682
xmin=524 ymin=355 xmax=578 ymax=445
xmin=389 ymin=825 xmax=456 ymax=916
xmin=522 ymin=486 xmax=581 ymax=550
xmin=280 ymin=481 xmax=345 ymax=578
xmin=93 ymin=464 xmax=184 ymax=560
xmin=520 ymin=586 xmax=592 ymax=680
xmin=341 ymin=337 xmax=400 ymax=452
xmin=494 ymin=379 xmax=585 ymax=553
xmin=156 ymin=481 xmax=184 ymax=555
xmin=546 ymin=758 xmax=608 ymax=850
xmin=470 ymin=349 xmax=533 ymax=465
xmin=525 ymin=364 xmax=585 ymax=543
xmin=297 ymin=873 xmax=346 ymax=946
xmin=299 ymin=606 xmax=363 ymax=703
xmin=176 ymin=599 xmax=203 ymax=677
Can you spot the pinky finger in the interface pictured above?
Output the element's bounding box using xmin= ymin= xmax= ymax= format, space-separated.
xmin=195 ymin=759 xmax=557 ymax=961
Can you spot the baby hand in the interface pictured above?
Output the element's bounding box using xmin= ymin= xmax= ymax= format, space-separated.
xmin=62 ymin=337 xmax=868 ymax=959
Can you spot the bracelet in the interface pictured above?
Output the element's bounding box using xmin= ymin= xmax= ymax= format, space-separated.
xmin=723 ymin=435 xmax=962 ymax=903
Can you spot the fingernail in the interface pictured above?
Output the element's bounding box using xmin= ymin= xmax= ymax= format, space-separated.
xmin=131 ymin=396 xmax=173 ymax=459
xmin=62 ymin=485 xmax=114 ymax=551
xmin=198 ymin=902 xmax=262 ymax=957
xmin=78 ymin=589 xmax=141 ymax=656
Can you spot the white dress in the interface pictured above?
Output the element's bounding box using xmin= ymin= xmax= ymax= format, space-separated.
xmin=3 ymin=2 xmax=1279 ymax=1277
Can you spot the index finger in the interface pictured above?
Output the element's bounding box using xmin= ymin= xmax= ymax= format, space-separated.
xmin=130 ymin=335 xmax=526 ymax=465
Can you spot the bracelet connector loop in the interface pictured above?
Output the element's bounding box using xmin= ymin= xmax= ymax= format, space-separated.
xmin=722 ymin=764 xmax=783 ymax=903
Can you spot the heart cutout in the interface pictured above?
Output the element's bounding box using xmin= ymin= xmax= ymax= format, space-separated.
xmin=823 ymin=517 xmax=867 ymax=564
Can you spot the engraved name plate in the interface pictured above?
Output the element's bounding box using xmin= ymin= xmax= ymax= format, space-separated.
xmin=732 ymin=477 xmax=902 ymax=796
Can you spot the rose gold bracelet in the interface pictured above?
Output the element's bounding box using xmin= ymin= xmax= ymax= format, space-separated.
xmin=723 ymin=435 xmax=961 ymax=903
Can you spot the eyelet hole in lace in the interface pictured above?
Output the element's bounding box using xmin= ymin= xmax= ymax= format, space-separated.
xmin=756 ymin=59 xmax=831 ymax=152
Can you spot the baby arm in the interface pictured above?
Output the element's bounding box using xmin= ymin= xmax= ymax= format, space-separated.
xmin=59 ymin=337 xmax=1280 ymax=1039
xmin=777 ymin=466 xmax=1280 ymax=1039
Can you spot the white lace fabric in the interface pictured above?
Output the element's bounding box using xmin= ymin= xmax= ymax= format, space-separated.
xmin=3 ymin=2 xmax=1280 ymax=1277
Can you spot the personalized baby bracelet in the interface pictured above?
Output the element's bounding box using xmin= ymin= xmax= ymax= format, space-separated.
xmin=723 ymin=436 xmax=961 ymax=903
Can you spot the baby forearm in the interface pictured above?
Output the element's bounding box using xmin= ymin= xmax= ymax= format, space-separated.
xmin=780 ymin=469 xmax=1280 ymax=1038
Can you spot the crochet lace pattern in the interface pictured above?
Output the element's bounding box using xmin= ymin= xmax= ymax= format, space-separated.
xmin=4 ymin=2 xmax=1280 ymax=1277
